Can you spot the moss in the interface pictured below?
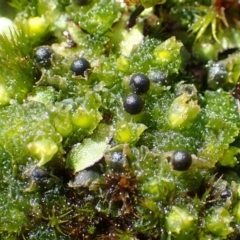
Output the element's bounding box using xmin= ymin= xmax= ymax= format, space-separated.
xmin=1 ymin=0 xmax=240 ymax=239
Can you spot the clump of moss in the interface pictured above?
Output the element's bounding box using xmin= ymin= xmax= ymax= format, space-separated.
xmin=1 ymin=0 xmax=240 ymax=239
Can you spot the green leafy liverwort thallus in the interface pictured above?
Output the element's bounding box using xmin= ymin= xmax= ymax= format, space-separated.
xmin=1 ymin=0 xmax=240 ymax=239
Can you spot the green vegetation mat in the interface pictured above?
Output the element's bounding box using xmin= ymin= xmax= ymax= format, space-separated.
xmin=1 ymin=0 xmax=240 ymax=239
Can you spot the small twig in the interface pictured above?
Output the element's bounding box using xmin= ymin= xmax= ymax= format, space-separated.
xmin=127 ymin=5 xmax=145 ymax=28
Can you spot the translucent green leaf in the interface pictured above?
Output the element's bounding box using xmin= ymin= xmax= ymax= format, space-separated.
xmin=197 ymin=122 xmax=239 ymax=168
xmin=66 ymin=124 xmax=112 ymax=173
xmin=165 ymin=206 xmax=197 ymax=238
xmin=27 ymin=86 xmax=58 ymax=104
xmin=0 ymin=101 xmax=62 ymax=164
xmin=218 ymin=146 xmax=240 ymax=167
xmin=197 ymin=90 xmax=240 ymax=168
xmin=205 ymin=207 xmax=233 ymax=238
xmin=27 ymin=139 xmax=58 ymax=166
xmin=233 ymin=202 xmax=240 ymax=223
xmin=114 ymin=121 xmax=147 ymax=143
xmin=153 ymin=37 xmax=184 ymax=74
xmin=67 ymin=0 xmax=120 ymax=35
xmin=167 ymin=92 xmax=200 ymax=129
xmin=0 ymin=25 xmax=35 ymax=105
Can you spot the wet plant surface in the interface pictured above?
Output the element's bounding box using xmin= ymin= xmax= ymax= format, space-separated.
xmin=1 ymin=0 xmax=240 ymax=239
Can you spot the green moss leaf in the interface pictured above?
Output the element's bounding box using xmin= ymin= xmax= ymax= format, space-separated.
xmin=0 ymin=101 xmax=62 ymax=164
xmin=205 ymin=207 xmax=233 ymax=238
xmin=114 ymin=120 xmax=147 ymax=143
xmin=66 ymin=123 xmax=112 ymax=173
xmin=67 ymin=0 xmax=120 ymax=35
xmin=165 ymin=206 xmax=197 ymax=239
xmin=153 ymin=37 xmax=184 ymax=74
xmin=197 ymin=90 xmax=240 ymax=168
xmin=0 ymin=26 xmax=35 ymax=105
xmin=167 ymin=92 xmax=200 ymax=129
xmin=218 ymin=146 xmax=240 ymax=167
xmin=27 ymin=139 xmax=58 ymax=166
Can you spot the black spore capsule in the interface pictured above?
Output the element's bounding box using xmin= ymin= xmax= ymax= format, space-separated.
xmin=70 ymin=57 xmax=91 ymax=77
xmin=130 ymin=73 xmax=150 ymax=94
xmin=34 ymin=46 xmax=53 ymax=67
xmin=111 ymin=151 xmax=125 ymax=171
xmin=123 ymin=93 xmax=144 ymax=115
xmin=32 ymin=167 xmax=50 ymax=186
xmin=171 ymin=150 xmax=192 ymax=171
xmin=221 ymin=187 xmax=231 ymax=199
